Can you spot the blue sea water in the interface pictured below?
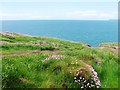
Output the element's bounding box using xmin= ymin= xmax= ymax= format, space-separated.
xmin=2 ymin=20 xmax=118 ymax=47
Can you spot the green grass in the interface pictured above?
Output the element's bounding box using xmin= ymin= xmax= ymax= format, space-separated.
xmin=2 ymin=54 xmax=81 ymax=88
xmin=1 ymin=44 xmax=55 ymax=54
xmin=1 ymin=32 xmax=119 ymax=88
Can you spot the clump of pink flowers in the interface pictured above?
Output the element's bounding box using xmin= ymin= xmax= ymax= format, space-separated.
xmin=74 ymin=64 xmax=101 ymax=88
xmin=44 ymin=55 xmax=65 ymax=61
xmin=1 ymin=32 xmax=14 ymax=38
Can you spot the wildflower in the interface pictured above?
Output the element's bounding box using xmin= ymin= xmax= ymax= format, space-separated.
xmin=83 ymin=80 xmax=86 ymax=83
xmin=74 ymin=80 xmax=78 ymax=83
xmin=89 ymin=86 xmax=91 ymax=88
xmin=91 ymin=84 xmax=95 ymax=87
xmin=80 ymin=77 xmax=82 ymax=79
xmin=82 ymin=77 xmax=85 ymax=80
xmin=78 ymin=80 xmax=80 ymax=82
xmin=91 ymin=81 xmax=93 ymax=83
xmin=76 ymin=62 xmax=78 ymax=64
xmin=74 ymin=77 xmax=77 ymax=80
xmin=87 ymin=83 xmax=90 ymax=86
xmin=81 ymin=86 xmax=84 ymax=88
xmin=73 ymin=64 xmax=101 ymax=88
xmin=97 ymin=86 xmax=99 ymax=88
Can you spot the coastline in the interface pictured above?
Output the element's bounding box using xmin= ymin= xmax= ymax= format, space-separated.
xmin=0 ymin=31 xmax=118 ymax=48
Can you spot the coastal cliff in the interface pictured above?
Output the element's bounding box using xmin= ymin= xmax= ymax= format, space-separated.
xmin=1 ymin=32 xmax=118 ymax=88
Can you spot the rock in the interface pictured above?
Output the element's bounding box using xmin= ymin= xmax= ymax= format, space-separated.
xmin=82 ymin=44 xmax=91 ymax=47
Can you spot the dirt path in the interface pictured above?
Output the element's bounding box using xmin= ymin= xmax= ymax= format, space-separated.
xmin=1 ymin=50 xmax=41 ymax=56
xmin=98 ymin=46 xmax=119 ymax=54
xmin=1 ymin=50 xmax=62 ymax=56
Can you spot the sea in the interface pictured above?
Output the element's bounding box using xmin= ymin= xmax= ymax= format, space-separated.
xmin=1 ymin=20 xmax=118 ymax=47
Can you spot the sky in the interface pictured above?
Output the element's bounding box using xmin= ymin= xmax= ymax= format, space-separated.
xmin=1 ymin=1 xmax=119 ymax=20
xmin=1 ymin=0 xmax=119 ymax=2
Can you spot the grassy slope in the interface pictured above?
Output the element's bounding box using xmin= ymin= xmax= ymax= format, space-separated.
xmin=1 ymin=32 xmax=119 ymax=88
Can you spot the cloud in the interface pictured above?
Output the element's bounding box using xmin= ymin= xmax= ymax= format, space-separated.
xmin=1 ymin=9 xmax=117 ymax=20
xmin=1 ymin=12 xmax=53 ymax=20
xmin=65 ymin=10 xmax=117 ymax=20
xmin=1 ymin=13 xmax=30 ymax=20
xmin=71 ymin=10 xmax=97 ymax=16
xmin=99 ymin=13 xmax=110 ymax=17
xmin=30 ymin=15 xmax=53 ymax=19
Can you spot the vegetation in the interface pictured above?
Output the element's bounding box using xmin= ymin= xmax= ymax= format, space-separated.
xmin=1 ymin=32 xmax=119 ymax=88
